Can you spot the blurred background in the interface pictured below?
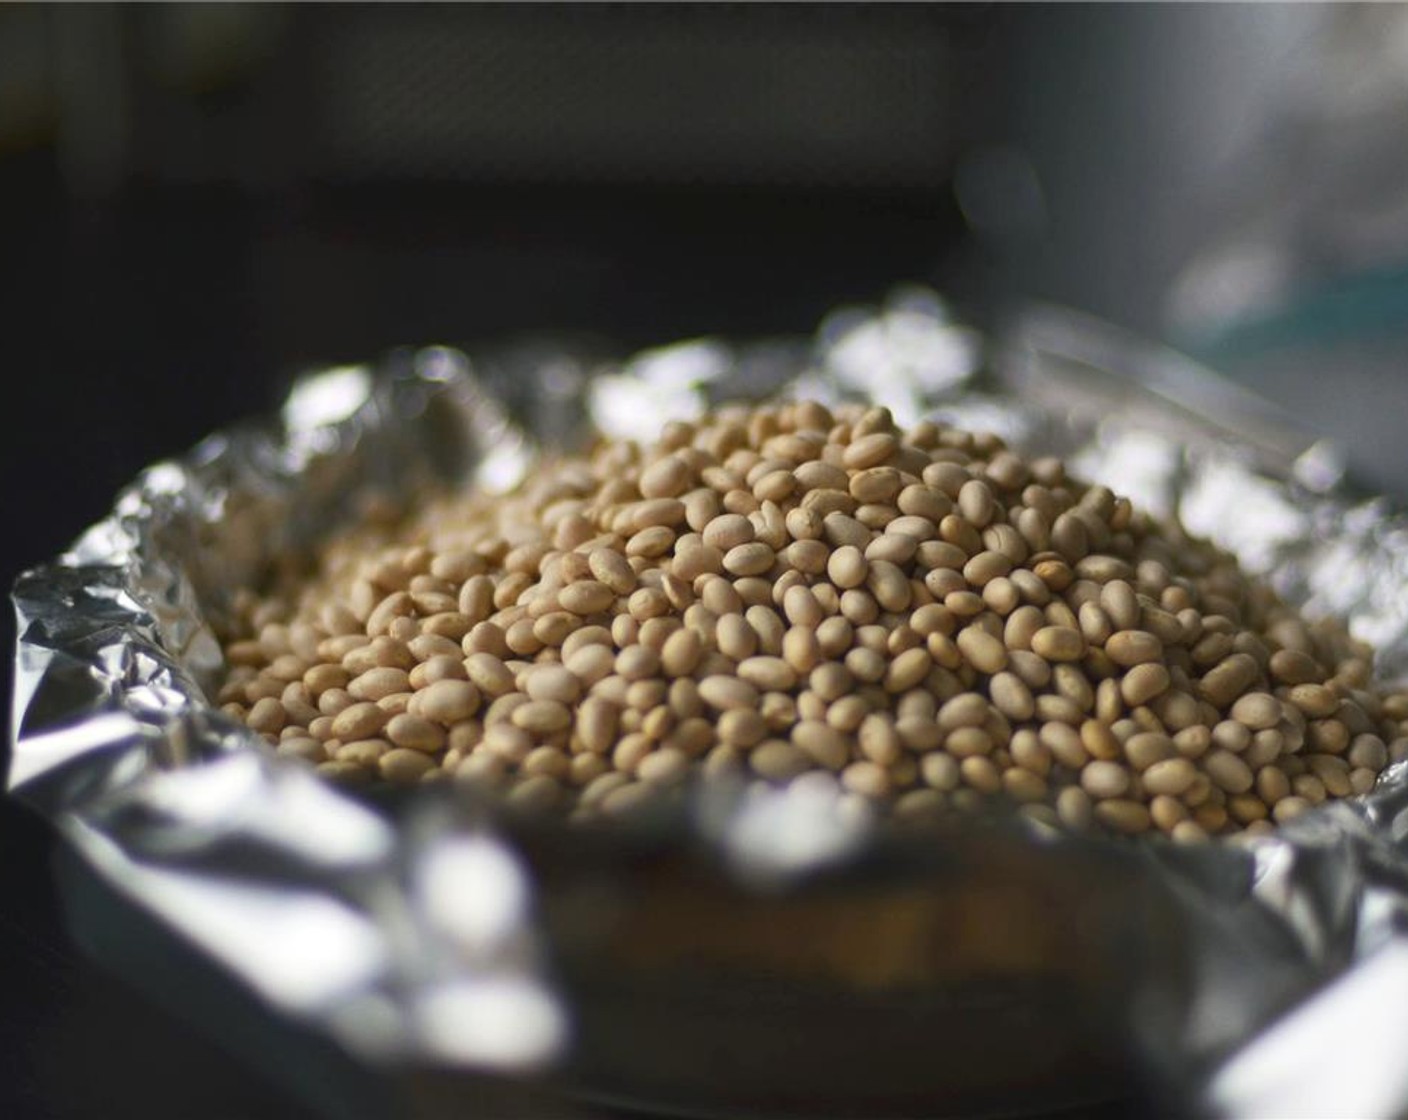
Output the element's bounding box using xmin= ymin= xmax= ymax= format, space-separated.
xmin=13 ymin=3 xmax=1408 ymax=572
xmin=5 ymin=4 xmax=1408 ymax=1118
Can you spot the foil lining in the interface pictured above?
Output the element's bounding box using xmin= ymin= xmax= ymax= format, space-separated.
xmin=11 ymin=288 xmax=1408 ymax=1118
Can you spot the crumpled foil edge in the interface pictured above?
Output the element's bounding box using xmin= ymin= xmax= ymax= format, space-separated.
xmin=10 ymin=288 xmax=1408 ymax=1117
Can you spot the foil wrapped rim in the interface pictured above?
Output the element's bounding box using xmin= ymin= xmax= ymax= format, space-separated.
xmin=11 ymin=288 xmax=1408 ymax=1118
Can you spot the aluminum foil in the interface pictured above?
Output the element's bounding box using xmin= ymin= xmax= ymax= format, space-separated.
xmin=12 ymin=288 xmax=1408 ymax=1119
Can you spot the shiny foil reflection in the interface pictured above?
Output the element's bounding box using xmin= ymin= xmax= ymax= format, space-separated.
xmin=11 ymin=289 xmax=1408 ymax=1117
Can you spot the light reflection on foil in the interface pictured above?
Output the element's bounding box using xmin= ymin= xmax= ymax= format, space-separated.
xmin=589 ymin=370 xmax=707 ymax=442
xmin=1070 ymin=430 xmax=1183 ymax=521
xmin=414 ymin=977 xmax=567 ymax=1070
xmin=821 ymin=289 xmax=982 ymax=426
xmin=588 ymin=338 xmax=726 ymax=441
xmin=1209 ymin=938 xmax=1408 ymax=1120
xmin=11 ymin=287 xmax=1408 ymax=1116
xmin=1181 ymin=460 xmax=1311 ymax=574
xmin=66 ymin=809 xmax=390 ymax=1013
xmin=6 ymin=712 xmax=146 ymax=790
xmin=126 ymin=751 xmax=394 ymax=869
xmin=417 ymin=836 xmax=531 ymax=955
xmin=126 ymin=870 xmax=387 ymax=1011
xmin=718 ymin=774 xmax=874 ymax=884
xmin=283 ymin=365 xmax=376 ymax=432
xmin=282 ymin=365 xmax=376 ymax=466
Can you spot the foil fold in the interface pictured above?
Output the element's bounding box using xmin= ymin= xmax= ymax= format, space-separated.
xmin=11 ymin=289 xmax=1408 ymax=1118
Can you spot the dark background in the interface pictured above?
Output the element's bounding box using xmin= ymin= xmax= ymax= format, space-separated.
xmin=0 ymin=5 xmax=1397 ymax=1118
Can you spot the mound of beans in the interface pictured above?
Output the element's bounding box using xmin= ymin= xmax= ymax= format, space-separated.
xmin=217 ymin=400 xmax=1408 ymax=840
